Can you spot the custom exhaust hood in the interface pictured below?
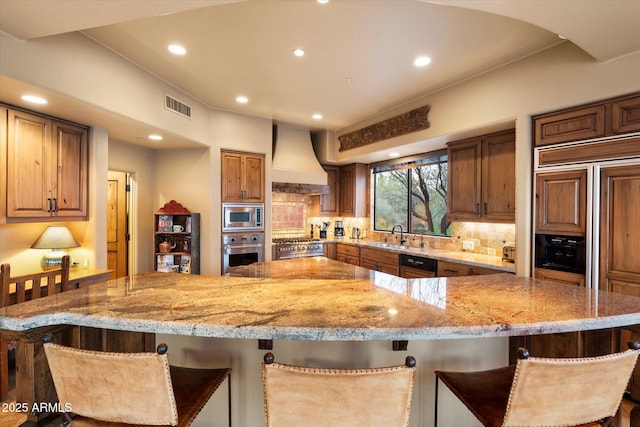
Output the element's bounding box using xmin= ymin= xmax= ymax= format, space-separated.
xmin=272 ymin=125 xmax=328 ymax=194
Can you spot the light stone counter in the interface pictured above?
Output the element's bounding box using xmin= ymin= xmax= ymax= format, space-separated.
xmin=1 ymin=257 xmax=637 ymax=340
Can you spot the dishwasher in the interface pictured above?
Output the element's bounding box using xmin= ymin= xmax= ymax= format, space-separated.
xmin=398 ymin=254 xmax=437 ymax=278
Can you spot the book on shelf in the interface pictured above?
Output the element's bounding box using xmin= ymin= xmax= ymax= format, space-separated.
xmin=180 ymin=255 xmax=191 ymax=274
xmin=158 ymin=215 xmax=173 ymax=232
xmin=157 ymin=254 xmax=174 ymax=272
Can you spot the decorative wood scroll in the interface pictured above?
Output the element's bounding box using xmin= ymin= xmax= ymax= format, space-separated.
xmin=157 ymin=200 xmax=191 ymax=214
xmin=338 ymin=105 xmax=431 ymax=151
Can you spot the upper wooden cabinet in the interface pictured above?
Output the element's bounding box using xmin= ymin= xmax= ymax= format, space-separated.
xmin=533 ymin=92 xmax=640 ymax=146
xmin=340 ymin=163 xmax=368 ymax=217
xmin=221 ymin=150 xmax=265 ymax=202
xmin=5 ymin=108 xmax=88 ymax=220
xmin=319 ymin=165 xmax=340 ymax=216
xmin=535 ymin=169 xmax=587 ymax=236
xmin=447 ymin=130 xmax=515 ymax=223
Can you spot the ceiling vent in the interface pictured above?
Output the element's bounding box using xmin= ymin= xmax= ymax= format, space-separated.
xmin=164 ymin=94 xmax=192 ymax=119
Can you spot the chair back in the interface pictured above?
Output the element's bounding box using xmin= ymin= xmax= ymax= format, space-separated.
xmin=43 ymin=341 xmax=179 ymax=425
xmin=502 ymin=347 xmax=640 ymax=427
xmin=262 ymin=354 xmax=416 ymax=427
xmin=1 ymin=255 xmax=71 ymax=307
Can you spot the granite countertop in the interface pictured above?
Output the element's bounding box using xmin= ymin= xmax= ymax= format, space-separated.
xmin=315 ymin=239 xmax=516 ymax=272
xmin=1 ymin=257 xmax=638 ymax=341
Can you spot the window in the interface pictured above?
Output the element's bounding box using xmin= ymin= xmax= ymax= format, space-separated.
xmin=373 ymin=151 xmax=451 ymax=237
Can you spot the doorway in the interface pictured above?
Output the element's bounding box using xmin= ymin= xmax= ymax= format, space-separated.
xmin=107 ymin=170 xmax=129 ymax=279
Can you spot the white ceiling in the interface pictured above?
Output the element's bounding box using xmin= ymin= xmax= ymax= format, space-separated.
xmin=1 ymin=0 xmax=640 ymax=149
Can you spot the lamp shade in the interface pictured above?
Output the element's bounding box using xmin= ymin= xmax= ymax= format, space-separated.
xmin=32 ymin=226 xmax=80 ymax=249
xmin=32 ymin=226 xmax=80 ymax=270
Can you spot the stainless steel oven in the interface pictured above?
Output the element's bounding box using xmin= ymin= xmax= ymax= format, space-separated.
xmin=222 ymin=233 xmax=264 ymax=274
xmin=222 ymin=203 xmax=264 ymax=232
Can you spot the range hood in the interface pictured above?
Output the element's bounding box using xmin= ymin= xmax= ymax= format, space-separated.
xmin=272 ymin=125 xmax=328 ymax=194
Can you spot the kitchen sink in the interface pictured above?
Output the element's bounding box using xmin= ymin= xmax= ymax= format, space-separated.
xmin=367 ymin=242 xmax=408 ymax=249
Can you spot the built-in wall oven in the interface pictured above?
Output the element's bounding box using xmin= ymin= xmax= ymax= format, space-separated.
xmin=222 ymin=233 xmax=264 ymax=274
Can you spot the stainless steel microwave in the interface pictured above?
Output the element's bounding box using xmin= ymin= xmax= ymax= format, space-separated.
xmin=222 ymin=203 xmax=264 ymax=231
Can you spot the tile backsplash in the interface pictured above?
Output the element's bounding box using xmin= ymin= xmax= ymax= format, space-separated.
xmin=272 ymin=193 xmax=515 ymax=255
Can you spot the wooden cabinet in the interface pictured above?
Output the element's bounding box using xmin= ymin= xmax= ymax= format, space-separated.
xmin=437 ymin=260 xmax=470 ymax=277
xmin=336 ymin=243 xmax=359 ymax=266
xmin=221 ymin=150 xmax=264 ymax=202
xmin=360 ymin=247 xmax=399 ymax=276
xmin=535 ymin=268 xmax=585 ymax=287
xmin=447 ymin=130 xmax=515 ymax=222
xmin=319 ymin=165 xmax=340 ymax=216
xmin=535 ymin=169 xmax=587 ymax=236
xmin=323 ymin=242 xmax=337 ymax=260
xmin=0 ymin=107 xmax=6 ymax=223
xmin=533 ymin=92 xmax=640 ymax=146
xmin=339 ymin=163 xmax=368 ymax=217
xmin=5 ymin=108 xmax=88 ymax=220
xmin=399 ymin=266 xmax=435 ymax=278
xmin=154 ymin=203 xmax=200 ymax=274
xmin=599 ymin=164 xmax=640 ymax=293
xmin=437 ymin=260 xmax=506 ymax=277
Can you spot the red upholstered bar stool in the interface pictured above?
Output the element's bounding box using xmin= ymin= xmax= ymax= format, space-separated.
xmin=43 ymin=336 xmax=231 ymax=427
xmin=262 ymin=352 xmax=416 ymax=427
xmin=434 ymin=341 xmax=640 ymax=427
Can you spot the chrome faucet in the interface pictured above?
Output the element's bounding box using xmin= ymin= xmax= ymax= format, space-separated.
xmin=391 ymin=224 xmax=406 ymax=245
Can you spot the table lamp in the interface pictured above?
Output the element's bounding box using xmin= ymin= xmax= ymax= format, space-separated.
xmin=31 ymin=226 xmax=80 ymax=270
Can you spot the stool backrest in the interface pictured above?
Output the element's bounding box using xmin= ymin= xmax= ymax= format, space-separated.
xmin=503 ymin=348 xmax=639 ymax=427
xmin=43 ymin=342 xmax=179 ymax=425
xmin=263 ymin=356 xmax=416 ymax=427
xmin=0 ymin=255 xmax=71 ymax=307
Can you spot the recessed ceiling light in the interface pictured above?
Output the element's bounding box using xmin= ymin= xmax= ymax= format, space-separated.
xmin=148 ymin=134 xmax=163 ymax=141
xmin=389 ymin=152 xmax=400 ymax=158
xmin=236 ymin=96 xmax=249 ymax=104
xmin=317 ymin=0 xmax=329 ymax=4
xmin=293 ymin=48 xmax=305 ymax=57
xmin=312 ymin=113 xmax=323 ymax=120
xmin=558 ymin=34 xmax=567 ymax=40
xmin=168 ymin=44 xmax=186 ymax=55
xmin=22 ymin=95 xmax=47 ymax=104
xmin=414 ymin=56 xmax=431 ymax=67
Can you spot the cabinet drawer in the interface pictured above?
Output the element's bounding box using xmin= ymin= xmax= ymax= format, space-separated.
xmin=399 ymin=266 xmax=436 ymax=278
xmin=360 ymin=260 xmax=398 ymax=276
xmin=470 ymin=266 xmax=507 ymax=275
xmin=437 ymin=261 xmax=470 ymax=277
xmin=337 ymin=254 xmax=360 ymax=266
xmin=535 ymin=268 xmax=585 ymax=287
xmin=336 ymin=244 xmax=360 ymax=258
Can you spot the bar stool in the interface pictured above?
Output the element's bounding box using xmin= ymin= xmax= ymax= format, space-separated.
xmin=0 ymin=256 xmax=71 ymax=401
xmin=262 ymin=352 xmax=416 ymax=427
xmin=434 ymin=341 xmax=640 ymax=427
xmin=43 ymin=336 xmax=231 ymax=426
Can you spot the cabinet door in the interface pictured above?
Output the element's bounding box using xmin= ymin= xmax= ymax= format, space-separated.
xmin=0 ymin=107 xmax=7 ymax=222
xmin=482 ymin=131 xmax=515 ymax=222
xmin=447 ymin=139 xmax=481 ymax=221
xmin=221 ymin=151 xmax=244 ymax=201
xmin=599 ymin=165 xmax=640 ymax=292
xmin=52 ymin=121 xmax=88 ymax=217
xmin=340 ymin=164 xmax=367 ymax=217
xmin=320 ymin=166 xmax=340 ymax=216
xmin=535 ymin=170 xmax=587 ymax=235
xmin=6 ymin=110 xmax=52 ymax=217
xmin=243 ymin=154 xmax=264 ymax=202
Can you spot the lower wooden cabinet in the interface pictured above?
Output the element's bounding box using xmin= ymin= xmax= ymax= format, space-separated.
xmin=399 ymin=266 xmax=435 ymax=278
xmin=323 ymin=242 xmax=337 ymax=260
xmin=360 ymin=247 xmax=398 ymax=275
xmin=336 ymin=243 xmax=360 ymax=266
xmin=535 ymin=268 xmax=585 ymax=287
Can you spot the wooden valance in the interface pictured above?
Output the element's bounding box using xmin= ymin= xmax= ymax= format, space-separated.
xmin=338 ymin=105 xmax=431 ymax=151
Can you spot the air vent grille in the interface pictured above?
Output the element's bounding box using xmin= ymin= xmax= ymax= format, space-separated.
xmin=165 ymin=94 xmax=192 ymax=119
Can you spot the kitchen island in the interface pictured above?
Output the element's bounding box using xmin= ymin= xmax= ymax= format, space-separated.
xmin=1 ymin=257 xmax=639 ymax=427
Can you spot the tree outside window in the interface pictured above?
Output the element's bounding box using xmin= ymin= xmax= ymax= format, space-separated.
xmin=373 ymin=152 xmax=451 ymax=237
